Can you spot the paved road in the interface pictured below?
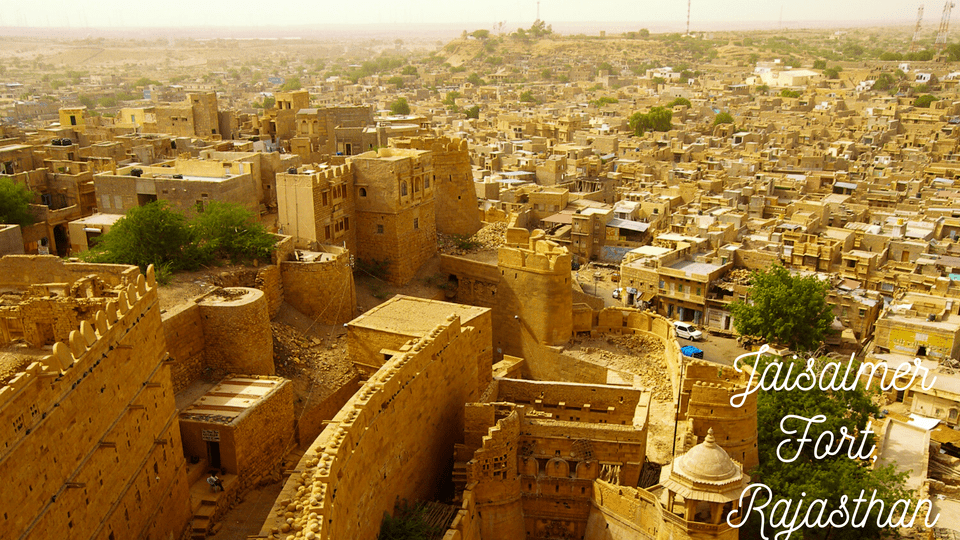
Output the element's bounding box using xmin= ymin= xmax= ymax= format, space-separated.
xmin=677 ymin=332 xmax=747 ymax=367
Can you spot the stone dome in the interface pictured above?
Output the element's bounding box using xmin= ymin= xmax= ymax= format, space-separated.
xmin=673 ymin=428 xmax=740 ymax=483
xmin=662 ymin=428 xmax=750 ymax=504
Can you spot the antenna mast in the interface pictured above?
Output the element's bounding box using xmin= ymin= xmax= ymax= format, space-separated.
xmin=937 ymin=0 xmax=955 ymax=51
xmin=686 ymin=0 xmax=691 ymax=35
xmin=537 ymin=0 xmax=541 ymax=21
xmin=911 ymin=4 xmax=924 ymax=52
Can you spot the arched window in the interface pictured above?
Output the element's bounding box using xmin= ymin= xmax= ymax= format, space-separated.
xmin=401 ymin=182 xmax=408 ymax=196
xmin=359 ymin=187 xmax=367 ymax=197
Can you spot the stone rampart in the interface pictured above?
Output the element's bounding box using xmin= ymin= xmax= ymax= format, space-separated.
xmin=258 ymin=316 xmax=479 ymax=540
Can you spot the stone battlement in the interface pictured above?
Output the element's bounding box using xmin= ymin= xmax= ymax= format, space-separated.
xmin=0 ymin=264 xmax=159 ymax=430
xmin=260 ymin=314 xmax=477 ymax=540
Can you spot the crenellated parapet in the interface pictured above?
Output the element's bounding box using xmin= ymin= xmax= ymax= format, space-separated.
xmin=259 ymin=314 xmax=479 ymax=540
xmin=0 ymin=264 xmax=159 ymax=445
xmin=499 ymin=229 xmax=571 ymax=274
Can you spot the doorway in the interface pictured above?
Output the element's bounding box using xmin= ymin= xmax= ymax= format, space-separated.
xmin=206 ymin=441 xmax=221 ymax=470
xmin=53 ymin=224 xmax=69 ymax=257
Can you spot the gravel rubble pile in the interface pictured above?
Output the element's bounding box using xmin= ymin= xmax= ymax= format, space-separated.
xmin=437 ymin=222 xmax=507 ymax=255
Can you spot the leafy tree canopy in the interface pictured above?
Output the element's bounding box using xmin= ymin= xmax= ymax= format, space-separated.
xmin=389 ymin=97 xmax=411 ymax=115
xmin=0 ymin=178 xmax=36 ymax=226
xmin=742 ymin=353 xmax=910 ymax=540
xmin=465 ymin=105 xmax=481 ymax=119
xmin=667 ymin=97 xmax=692 ymax=108
xmin=628 ymin=106 xmax=672 ymax=136
xmin=729 ymin=263 xmax=834 ymax=352
xmin=780 ymin=88 xmax=801 ymax=98
xmin=872 ymin=72 xmax=896 ymax=92
xmin=914 ymin=94 xmax=939 ymax=108
xmin=80 ymin=201 xmax=275 ymax=281
xmin=713 ymin=111 xmax=735 ymax=131
xmin=280 ymin=77 xmax=302 ymax=91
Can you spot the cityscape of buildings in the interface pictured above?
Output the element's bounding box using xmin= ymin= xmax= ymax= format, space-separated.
xmin=4 ymin=18 xmax=960 ymax=540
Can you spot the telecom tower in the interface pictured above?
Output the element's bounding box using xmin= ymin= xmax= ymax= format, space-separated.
xmin=936 ymin=0 xmax=955 ymax=51
xmin=911 ymin=4 xmax=924 ymax=52
xmin=686 ymin=0 xmax=691 ymax=36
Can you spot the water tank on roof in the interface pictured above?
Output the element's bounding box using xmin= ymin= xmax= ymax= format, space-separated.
xmin=287 ymin=167 xmax=297 ymax=174
xmin=130 ymin=168 xmax=143 ymax=177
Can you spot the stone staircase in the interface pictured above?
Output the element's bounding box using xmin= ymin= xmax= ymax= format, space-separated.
xmin=185 ymin=459 xmax=238 ymax=539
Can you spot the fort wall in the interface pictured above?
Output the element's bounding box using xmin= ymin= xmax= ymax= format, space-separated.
xmin=258 ymin=316 xmax=481 ymax=540
xmin=0 ymin=261 xmax=191 ymax=540
xmin=280 ymin=247 xmax=356 ymax=326
xmin=197 ymin=287 xmax=274 ymax=376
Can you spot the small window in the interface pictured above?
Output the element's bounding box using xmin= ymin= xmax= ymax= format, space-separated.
xmin=425 ymin=176 xmax=431 ymax=188
xmin=359 ymin=188 xmax=367 ymax=197
xmin=401 ymin=182 xmax=408 ymax=196
xmin=377 ymin=224 xmax=384 ymax=234
xmin=325 ymin=225 xmax=331 ymax=239
xmin=414 ymin=218 xmax=419 ymax=230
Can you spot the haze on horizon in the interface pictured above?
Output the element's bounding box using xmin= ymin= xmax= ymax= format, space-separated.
xmin=2 ymin=0 xmax=919 ymax=32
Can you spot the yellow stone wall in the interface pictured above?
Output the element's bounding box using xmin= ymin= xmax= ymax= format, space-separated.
xmin=0 ymin=260 xmax=191 ymax=540
xmin=258 ymin=315 xmax=486 ymax=540
xmin=280 ymin=248 xmax=356 ymax=326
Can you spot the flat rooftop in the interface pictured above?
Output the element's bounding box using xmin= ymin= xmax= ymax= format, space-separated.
xmin=667 ymin=258 xmax=723 ymax=277
xmin=179 ymin=376 xmax=286 ymax=425
xmin=348 ymin=295 xmax=488 ymax=338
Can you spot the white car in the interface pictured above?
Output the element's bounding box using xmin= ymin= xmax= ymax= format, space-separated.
xmin=612 ymin=288 xmax=622 ymax=299
xmin=674 ymin=321 xmax=703 ymax=341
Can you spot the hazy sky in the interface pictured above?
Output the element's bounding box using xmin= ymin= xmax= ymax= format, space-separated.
xmin=2 ymin=0 xmax=918 ymax=29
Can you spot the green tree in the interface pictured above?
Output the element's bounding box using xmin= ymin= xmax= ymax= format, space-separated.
xmin=280 ymin=77 xmax=302 ymax=91
xmin=133 ymin=77 xmax=161 ymax=87
xmin=0 ymin=178 xmax=35 ymax=226
xmin=713 ymin=111 xmax=735 ymax=130
xmin=628 ymin=106 xmax=672 ymax=136
xmin=519 ymin=90 xmax=537 ymax=103
xmin=81 ymin=201 xmax=198 ymax=275
xmin=590 ymin=96 xmax=619 ymax=107
xmin=401 ymin=65 xmax=418 ymax=76
xmin=387 ymin=76 xmax=404 ymax=88
xmin=540 ymin=68 xmax=552 ymax=80
xmin=742 ymin=353 xmax=911 ymax=540
xmin=872 ymin=72 xmax=896 ymax=92
xmin=779 ymin=88 xmax=801 ymax=98
xmin=667 ymin=97 xmax=691 ymax=108
xmin=443 ymin=91 xmax=461 ymax=112
xmin=471 ymin=29 xmax=490 ymax=40
xmin=812 ymin=59 xmax=827 ymax=69
xmin=465 ymin=105 xmax=480 ymax=119
xmin=467 ymin=72 xmax=484 ymax=86
xmin=191 ymin=202 xmax=276 ymax=264
xmin=638 ymin=28 xmax=650 ymax=38
xmin=729 ymin=264 xmax=834 ymax=352
xmin=914 ymin=94 xmax=939 ymax=108
xmin=755 ymin=84 xmax=770 ymax=93
xmin=823 ymin=67 xmax=841 ymax=79
xmin=81 ymin=201 xmax=275 ymax=279
xmin=389 ymin=97 xmax=410 ymax=115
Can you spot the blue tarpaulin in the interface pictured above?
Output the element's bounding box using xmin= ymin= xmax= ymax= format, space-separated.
xmin=681 ymin=346 xmax=704 ymax=359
